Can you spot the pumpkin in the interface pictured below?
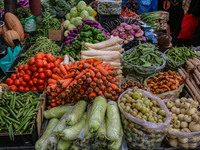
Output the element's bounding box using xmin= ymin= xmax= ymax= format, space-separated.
xmin=0 ymin=25 xmax=8 ymax=38
xmin=4 ymin=30 xmax=20 ymax=47
xmin=5 ymin=12 xmax=24 ymax=41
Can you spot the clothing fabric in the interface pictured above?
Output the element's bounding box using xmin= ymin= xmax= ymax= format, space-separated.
xmin=182 ymin=0 xmax=191 ymax=14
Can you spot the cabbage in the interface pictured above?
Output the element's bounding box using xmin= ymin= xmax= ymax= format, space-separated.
xmin=85 ymin=7 xmax=94 ymax=16
xmin=86 ymin=16 xmax=95 ymax=21
xmin=74 ymin=17 xmax=83 ymax=27
xmin=80 ymin=10 xmax=89 ymax=19
xmin=68 ymin=24 xmax=76 ymax=31
xmin=65 ymin=13 xmax=71 ymax=20
xmin=70 ymin=18 xmax=76 ymax=25
xmin=77 ymin=1 xmax=87 ymax=12
xmin=63 ymin=20 xmax=70 ymax=29
xmin=70 ymin=7 xmax=78 ymax=18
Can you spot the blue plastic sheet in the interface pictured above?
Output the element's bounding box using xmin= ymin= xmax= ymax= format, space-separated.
xmin=138 ymin=0 xmax=158 ymax=14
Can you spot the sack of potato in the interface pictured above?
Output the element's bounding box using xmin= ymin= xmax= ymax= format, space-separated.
xmin=118 ymin=88 xmax=171 ymax=149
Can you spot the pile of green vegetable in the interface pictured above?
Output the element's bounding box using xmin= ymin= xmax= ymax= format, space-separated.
xmin=64 ymin=1 xmax=95 ymax=31
xmin=15 ymin=7 xmax=32 ymax=22
xmin=35 ymin=97 xmax=123 ymax=150
xmin=30 ymin=13 xmax=61 ymax=42
xmin=16 ymin=37 xmax=60 ymax=66
xmin=62 ymin=24 xmax=107 ymax=60
xmin=0 ymin=91 xmax=44 ymax=140
xmin=165 ymin=46 xmax=200 ymax=70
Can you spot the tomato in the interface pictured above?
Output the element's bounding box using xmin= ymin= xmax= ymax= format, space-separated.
xmin=49 ymin=62 xmax=55 ymax=69
xmin=38 ymin=68 xmax=44 ymax=73
xmin=52 ymin=67 xmax=57 ymax=73
xmin=19 ymin=70 xmax=25 ymax=77
xmin=30 ymin=65 xmax=37 ymax=72
xmin=19 ymin=77 xmax=23 ymax=82
xmin=23 ymin=65 xmax=29 ymax=71
xmin=45 ymin=63 xmax=51 ymax=69
xmin=14 ymin=79 xmax=21 ymax=87
xmin=43 ymin=57 xmax=47 ymax=61
xmin=7 ymin=79 xmax=14 ymax=85
xmin=11 ymin=74 xmax=17 ymax=80
xmin=35 ymin=53 xmax=43 ymax=60
xmin=38 ymin=79 xmax=44 ymax=85
xmin=26 ymin=70 xmax=32 ymax=76
xmin=39 ymin=73 xmax=46 ymax=79
xmin=5 ymin=78 xmax=11 ymax=84
xmin=28 ymin=80 xmax=34 ymax=87
xmin=38 ymin=85 xmax=44 ymax=91
xmin=18 ymin=86 xmax=25 ymax=91
xmin=45 ymin=69 xmax=52 ymax=77
xmin=33 ymin=72 xmax=39 ymax=78
xmin=54 ymin=60 xmax=60 ymax=67
xmin=33 ymin=78 xmax=38 ymax=84
xmin=18 ymin=65 xmax=24 ymax=71
xmin=23 ymin=75 xmax=31 ymax=82
xmin=15 ymin=68 xmax=19 ymax=74
xmin=9 ymin=85 xmax=17 ymax=91
xmin=21 ymin=81 xmax=27 ymax=87
xmin=38 ymin=52 xmax=45 ymax=57
xmin=28 ymin=57 xmax=35 ymax=66
xmin=57 ymin=56 xmax=64 ymax=61
xmin=43 ymin=60 xmax=48 ymax=67
xmin=35 ymin=59 xmax=44 ymax=68
xmin=24 ymin=87 xmax=30 ymax=91
xmin=16 ymin=73 xmax=20 ymax=78
xmin=31 ymin=86 xmax=37 ymax=91
xmin=46 ymin=53 xmax=56 ymax=62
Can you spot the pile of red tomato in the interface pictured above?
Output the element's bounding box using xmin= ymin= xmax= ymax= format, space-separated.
xmin=5 ymin=52 xmax=63 ymax=91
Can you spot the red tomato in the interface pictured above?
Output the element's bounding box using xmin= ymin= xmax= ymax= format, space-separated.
xmin=45 ymin=69 xmax=52 ymax=77
xmin=5 ymin=78 xmax=12 ymax=84
xmin=38 ymin=52 xmax=45 ymax=57
xmin=24 ymin=87 xmax=30 ymax=91
xmin=52 ymin=68 xmax=57 ymax=73
xmin=20 ymin=70 xmax=25 ymax=77
xmin=33 ymin=78 xmax=38 ymax=84
xmin=28 ymin=80 xmax=34 ymax=87
xmin=39 ymin=73 xmax=46 ymax=79
xmin=14 ymin=79 xmax=21 ymax=86
xmin=11 ymin=74 xmax=17 ymax=80
xmin=7 ymin=79 xmax=14 ymax=85
xmin=38 ymin=79 xmax=44 ymax=85
xmin=46 ymin=53 xmax=56 ymax=62
xmin=23 ymin=65 xmax=29 ymax=71
xmin=31 ymin=86 xmax=37 ymax=91
xmin=15 ymin=68 xmax=19 ymax=74
xmin=35 ymin=53 xmax=43 ymax=60
xmin=9 ymin=85 xmax=17 ymax=91
xmin=26 ymin=70 xmax=32 ymax=76
xmin=45 ymin=63 xmax=51 ymax=69
xmin=18 ymin=86 xmax=25 ymax=91
xmin=28 ymin=57 xmax=35 ymax=66
xmin=33 ymin=72 xmax=39 ymax=78
xmin=18 ymin=65 xmax=24 ymax=71
xmin=43 ymin=57 xmax=47 ymax=61
xmin=49 ymin=62 xmax=55 ymax=69
xmin=16 ymin=73 xmax=20 ymax=78
xmin=35 ymin=59 xmax=44 ymax=68
xmin=19 ymin=77 xmax=23 ymax=82
xmin=43 ymin=60 xmax=48 ymax=67
xmin=31 ymin=65 xmax=37 ymax=72
xmin=57 ymin=56 xmax=64 ymax=61
xmin=54 ymin=60 xmax=60 ymax=67
xmin=21 ymin=81 xmax=27 ymax=87
xmin=38 ymin=85 xmax=44 ymax=91
xmin=38 ymin=68 xmax=44 ymax=73
xmin=23 ymin=75 xmax=31 ymax=82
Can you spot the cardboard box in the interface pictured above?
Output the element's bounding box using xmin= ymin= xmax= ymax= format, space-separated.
xmin=48 ymin=24 xmax=64 ymax=41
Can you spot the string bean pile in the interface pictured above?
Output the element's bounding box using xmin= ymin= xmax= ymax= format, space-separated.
xmin=165 ymin=46 xmax=200 ymax=68
xmin=0 ymin=91 xmax=44 ymax=140
xmin=123 ymin=42 xmax=164 ymax=67
xmin=17 ymin=37 xmax=60 ymax=66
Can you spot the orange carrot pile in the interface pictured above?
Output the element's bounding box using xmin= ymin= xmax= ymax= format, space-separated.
xmin=46 ymin=58 xmax=120 ymax=109
xmin=146 ymin=70 xmax=183 ymax=94
xmin=121 ymin=7 xmax=140 ymax=19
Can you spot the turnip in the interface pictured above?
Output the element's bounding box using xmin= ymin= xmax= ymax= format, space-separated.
xmin=130 ymin=29 xmax=135 ymax=36
xmin=133 ymin=25 xmax=140 ymax=31
xmin=189 ymin=122 xmax=200 ymax=132
xmin=168 ymin=139 xmax=178 ymax=147
xmin=120 ymin=23 xmax=127 ymax=27
xmin=178 ymin=114 xmax=184 ymax=121
xmin=180 ymin=121 xmax=188 ymax=128
xmin=125 ymin=25 xmax=132 ymax=31
xmin=192 ymin=114 xmax=199 ymax=122
xmin=173 ymin=120 xmax=180 ymax=129
xmin=178 ymin=137 xmax=188 ymax=144
xmin=180 ymin=108 xmax=186 ymax=114
xmin=135 ymin=30 xmax=144 ymax=38
xmin=184 ymin=115 xmax=192 ymax=122
xmin=118 ymin=27 xmax=125 ymax=32
xmin=189 ymin=143 xmax=198 ymax=149
xmin=127 ymin=35 xmax=134 ymax=41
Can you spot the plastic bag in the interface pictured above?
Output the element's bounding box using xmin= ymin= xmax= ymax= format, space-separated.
xmin=21 ymin=15 xmax=37 ymax=33
xmin=164 ymin=99 xmax=200 ymax=149
xmin=144 ymin=73 xmax=184 ymax=100
xmin=118 ymin=89 xmax=171 ymax=149
xmin=138 ymin=0 xmax=158 ymax=14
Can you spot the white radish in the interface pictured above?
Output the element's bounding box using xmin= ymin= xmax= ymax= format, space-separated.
xmin=87 ymin=45 xmax=122 ymax=51
xmin=81 ymin=50 xmax=121 ymax=56
xmin=63 ymin=55 xmax=69 ymax=64
xmin=84 ymin=37 xmax=123 ymax=49
xmin=114 ymin=66 xmax=123 ymax=70
xmin=81 ymin=54 xmax=121 ymax=61
xmin=116 ymin=69 xmax=123 ymax=75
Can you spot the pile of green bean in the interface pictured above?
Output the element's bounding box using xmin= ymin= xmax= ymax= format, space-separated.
xmin=123 ymin=42 xmax=164 ymax=67
xmin=165 ymin=46 xmax=200 ymax=68
xmin=0 ymin=91 xmax=44 ymax=140
xmin=16 ymin=37 xmax=60 ymax=67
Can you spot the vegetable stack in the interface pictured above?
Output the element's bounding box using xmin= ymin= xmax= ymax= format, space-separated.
xmin=46 ymin=58 xmax=120 ymax=108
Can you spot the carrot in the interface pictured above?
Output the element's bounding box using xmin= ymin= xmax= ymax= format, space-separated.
xmin=64 ymin=72 xmax=75 ymax=79
xmin=60 ymin=91 xmax=66 ymax=98
xmin=84 ymin=63 xmax=98 ymax=72
xmin=73 ymin=88 xmax=78 ymax=94
xmin=101 ymin=76 xmax=107 ymax=81
xmin=55 ymin=96 xmax=59 ymax=101
xmin=46 ymin=85 xmax=51 ymax=91
xmin=99 ymin=85 xmax=106 ymax=92
xmin=97 ymin=90 xmax=103 ymax=96
xmin=55 ymin=87 xmax=62 ymax=93
xmin=52 ymin=67 xmax=57 ymax=74
xmin=52 ymin=74 xmax=62 ymax=80
xmin=111 ymin=91 xmax=117 ymax=96
xmin=75 ymin=70 xmax=80 ymax=75
xmin=107 ymin=87 xmax=113 ymax=93
xmin=93 ymin=77 xmax=98 ymax=83
xmin=97 ymin=79 xmax=103 ymax=86
xmin=87 ymin=87 xmax=93 ymax=94
xmin=86 ymin=72 xmax=91 ymax=78
xmin=82 ymin=94 xmax=88 ymax=100
xmin=94 ymin=60 xmax=102 ymax=66
xmin=90 ymin=81 xmax=96 ymax=88
xmin=78 ymin=78 xmax=83 ymax=85
xmin=48 ymin=79 xmax=57 ymax=84
xmin=96 ymin=66 xmax=109 ymax=76
xmin=73 ymin=80 xmax=78 ymax=87
xmin=56 ymin=68 xmax=64 ymax=78
xmin=59 ymin=64 xmax=68 ymax=76
xmin=81 ymin=75 xmax=86 ymax=80
xmin=96 ymin=72 xmax=101 ymax=79
xmin=79 ymin=89 xmax=84 ymax=95
xmin=75 ymin=94 xmax=81 ymax=101
xmin=51 ymin=92 xmax=58 ymax=97
xmin=89 ymin=92 xmax=97 ymax=100
xmin=89 ymin=69 xmax=95 ymax=77
xmin=77 ymin=84 xmax=82 ymax=90
xmin=108 ymin=70 xmax=117 ymax=76
xmin=82 ymin=84 xmax=87 ymax=91
xmin=48 ymin=106 xmax=52 ymax=109
xmin=51 ymin=99 xmax=56 ymax=103
xmin=62 ymin=78 xmax=73 ymax=88
xmin=65 ymin=88 xmax=72 ymax=95
xmin=78 ymin=64 xmax=83 ymax=70
xmin=63 ymin=64 xmax=70 ymax=71
xmin=108 ymin=65 xmax=114 ymax=70
xmin=75 ymin=69 xmax=88 ymax=80
xmin=51 ymin=103 xmax=57 ymax=107
xmin=50 ymin=84 xmax=57 ymax=91
xmin=57 ymin=79 xmax=67 ymax=85
xmin=94 ymin=87 xmax=99 ymax=93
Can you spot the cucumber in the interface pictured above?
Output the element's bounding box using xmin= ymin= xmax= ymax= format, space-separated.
xmin=35 ymin=118 xmax=59 ymax=150
xmin=57 ymin=139 xmax=72 ymax=150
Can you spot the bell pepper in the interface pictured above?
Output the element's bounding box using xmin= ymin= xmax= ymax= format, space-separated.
xmin=80 ymin=31 xmax=93 ymax=38
xmin=82 ymin=25 xmax=91 ymax=31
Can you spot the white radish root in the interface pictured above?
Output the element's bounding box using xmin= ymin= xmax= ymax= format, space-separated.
xmin=81 ymin=50 xmax=121 ymax=56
